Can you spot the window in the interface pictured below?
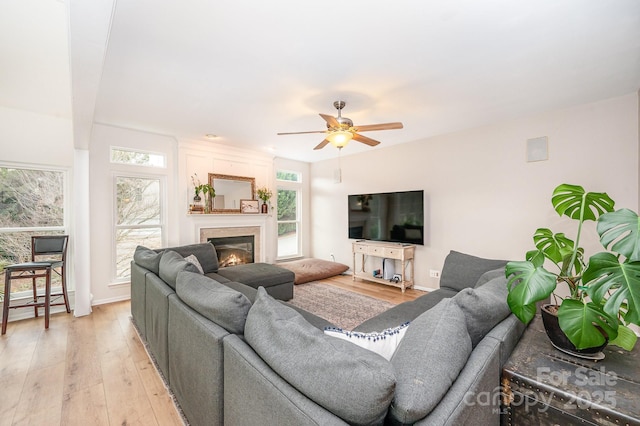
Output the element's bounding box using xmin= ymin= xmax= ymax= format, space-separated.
xmin=276 ymin=170 xmax=301 ymax=183
xmin=0 ymin=165 xmax=67 ymax=294
xmin=276 ymin=168 xmax=303 ymax=259
xmin=114 ymin=176 xmax=163 ymax=281
xmin=110 ymin=147 xmax=166 ymax=168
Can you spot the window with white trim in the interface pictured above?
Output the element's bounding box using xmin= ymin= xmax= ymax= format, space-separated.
xmin=0 ymin=165 xmax=67 ymax=295
xmin=110 ymin=147 xmax=166 ymax=168
xmin=276 ymin=170 xmax=302 ymax=259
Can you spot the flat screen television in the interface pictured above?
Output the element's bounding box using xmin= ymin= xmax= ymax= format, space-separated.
xmin=348 ymin=190 xmax=424 ymax=245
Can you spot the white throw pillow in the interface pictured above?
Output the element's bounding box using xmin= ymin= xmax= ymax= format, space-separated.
xmin=184 ymin=254 xmax=204 ymax=274
xmin=324 ymin=322 xmax=410 ymax=360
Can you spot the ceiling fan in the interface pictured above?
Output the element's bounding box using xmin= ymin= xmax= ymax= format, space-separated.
xmin=277 ymin=101 xmax=403 ymax=150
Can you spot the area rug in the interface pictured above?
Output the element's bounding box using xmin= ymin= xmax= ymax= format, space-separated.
xmin=288 ymin=282 xmax=394 ymax=330
xmin=278 ymin=258 xmax=349 ymax=284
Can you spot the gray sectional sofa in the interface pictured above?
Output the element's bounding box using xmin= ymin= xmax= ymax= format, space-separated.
xmin=130 ymin=243 xmax=526 ymax=426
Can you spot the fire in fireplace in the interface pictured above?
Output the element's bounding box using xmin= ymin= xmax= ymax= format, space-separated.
xmin=209 ymin=235 xmax=255 ymax=267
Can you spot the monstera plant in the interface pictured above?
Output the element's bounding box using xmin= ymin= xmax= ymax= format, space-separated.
xmin=506 ymin=183 xmax=640 ymax=352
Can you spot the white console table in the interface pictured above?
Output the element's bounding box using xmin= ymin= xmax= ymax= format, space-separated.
xmin=352 ymin=241 xmax=415 ymax=292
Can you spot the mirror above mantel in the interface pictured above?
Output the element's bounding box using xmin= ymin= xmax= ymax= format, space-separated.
xmin=208 ymin=173 xmax=255 ymax=213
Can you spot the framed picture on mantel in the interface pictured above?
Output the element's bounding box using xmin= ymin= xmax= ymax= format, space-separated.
xmin=240 ymin=199 xmax=259 ymax=214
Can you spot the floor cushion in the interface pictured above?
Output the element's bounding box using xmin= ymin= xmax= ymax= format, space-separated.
xmin=278 ymin=258 xmax=349 ymax=284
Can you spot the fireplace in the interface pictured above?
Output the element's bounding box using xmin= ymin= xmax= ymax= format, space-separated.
xmin=209 ymin=235 xmax=254 ymax=267
xmin=200 ymin=225 xmax=262 ymax=265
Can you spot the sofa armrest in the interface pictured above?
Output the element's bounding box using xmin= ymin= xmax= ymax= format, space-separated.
xmin=416 ymin=336 xmax=502 ymax=426
xmin=130 ymin=261 xmax=149 ymax=338
xmin=223 ymin=335 xmax=349 ymax=426
xmin=168 ymin=295 xmax=229 ymax=426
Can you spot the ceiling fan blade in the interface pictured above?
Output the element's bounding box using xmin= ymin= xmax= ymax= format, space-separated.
xmin=277 ymin=130 xmax=327 ymax=135
xmin=353 ymin=133 xmax=381 ymax=147
xmin=313 ymin=139 xmax=330 ymax=150
xmin=354 ymin=122 xmax=404 ymax=132
xmin=319 ymin=113 xmax=339 ymax=128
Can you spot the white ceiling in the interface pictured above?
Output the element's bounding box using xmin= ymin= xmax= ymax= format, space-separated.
xmin=3 ymin=0 xmax=640 ymax=162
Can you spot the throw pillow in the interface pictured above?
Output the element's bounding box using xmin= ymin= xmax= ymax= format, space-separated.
xmin=245 ymin=287 xmax=396 ymax=425
xmin=324 ymin=323 xmax=410 ymax=361
xmin=474 ymin=267 xmax=506 ymax=288
xmin=389 ymin=298 xmax=472 ymax=424
xmin=439 ymin=250 xmax=508 ymax=292
xmin=133 ymin=245 xmax=162 ymax=275
xmin=184 ymin=254 xmax=204 ymax=274
xmin=158 ymin=250 xmax=200 ymax=290
xmin=453 ymin=274 xmax=511 ymax=347
xmin=176 ymin=271 xmax=251 ymax=334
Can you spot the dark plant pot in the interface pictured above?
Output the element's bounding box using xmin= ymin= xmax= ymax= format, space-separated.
xmin=540 ymin=304 xmax=608 ymax=360
xmin=261 ymin=202 xmax=268 ymax=214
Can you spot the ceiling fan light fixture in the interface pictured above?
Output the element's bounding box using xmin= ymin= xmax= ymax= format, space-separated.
xmin=327 ymin=130 xmax=353 ymax=148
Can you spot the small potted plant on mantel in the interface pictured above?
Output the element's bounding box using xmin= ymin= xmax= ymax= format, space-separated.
xmin=191 ymin=173 xmax=215 ymax=213
xmin=256 ymin=186 xmax=272 ymax=214
xmin=506 ymin=183 xmax=640 ymax=359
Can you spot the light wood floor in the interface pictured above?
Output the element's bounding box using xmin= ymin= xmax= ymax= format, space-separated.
xmin=0 ymin=301 xmax=184 ymax=426
xmin=0 ymin=274 xmax=423 ymax=426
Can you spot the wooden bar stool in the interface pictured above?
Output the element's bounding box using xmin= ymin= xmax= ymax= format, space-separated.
xmin=2 ymin=235 xmax=70 ymax=335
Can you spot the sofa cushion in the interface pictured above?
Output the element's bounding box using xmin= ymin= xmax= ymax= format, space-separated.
xmin=163 ymin=242 xmax=219 ymax=274
xmin=389 ymin=298 xmax=472 ymax=424
xmin=159 ymin=250 xmax=200 ymax=290
xmin=245 ymin=287 xmax=396 ymax=426
xmin=324 ymin=322 xmax=410 ymax=361
xmin=439 ymin=250 xmax=508 ymax=292
xmin=176 ymin=271 xmax=251 ymax=334
xmin=216 ymin=263 xmax=294 ymax=289
xmin=453 ymin=274 xmax=511 ymax=347
xmin=134 ymin=245 xmax=162 ymax=275
xmin=353 ymin=288 xmax=456 ymax=333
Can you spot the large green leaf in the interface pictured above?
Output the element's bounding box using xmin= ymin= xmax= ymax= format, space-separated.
xmin=608 ymin=324 xmax=638 ymax=351
xmin=558 ymin=299 xmax=618 ymax=349
xmin=532 ymin=228 xmax=583 ymax=275
xmin=598 ymin=209 xmax=640 ymax=261
xmin=533 ymin=228 xmax=575 ymax=265
xmin=505 ymin=260 xmax=556 ymax=324
xmin=583 ymin=252 xmax=640 ymax=325
xmin=551 ymin=184 xmax=615 ymax=221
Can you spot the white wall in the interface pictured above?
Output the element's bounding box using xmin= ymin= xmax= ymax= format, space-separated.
xmin=0 ymin=106 xmax=73 ymax=166
xmin=310 ymin=93 xmax=639 ymax=290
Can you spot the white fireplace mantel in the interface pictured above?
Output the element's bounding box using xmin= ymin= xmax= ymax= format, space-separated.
xmin=185 ymin=214 xmax=272 ymax=262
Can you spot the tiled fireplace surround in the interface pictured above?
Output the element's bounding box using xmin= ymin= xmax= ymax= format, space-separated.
xmin=186 ymin=212 xmax=271 ymax=262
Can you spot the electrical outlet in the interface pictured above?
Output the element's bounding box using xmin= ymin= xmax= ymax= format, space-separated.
xmin=430 ymin=269 xmax=441 ymax=278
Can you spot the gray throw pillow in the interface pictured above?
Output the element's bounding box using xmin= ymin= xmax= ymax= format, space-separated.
xmin=184 ymin=254 xmax=205 ymax=274
xmin=176 ymin=271 xmax=251 ymax=334
xmin=453 ymin=274 xmax=511 ymax=347
xmin=133 ymin=245 xmax=162 ymax=275
xmin=474 ymin=267 xmax=507 ymax=288
xmin=158 ymin=250 xmax=200 ymax=289
xmin=439 ymin=250 xmax=508 ymax=292
xmin=389 ymin=298 xmax=472 ymax=424
xmin=245 ymin=287 xmax=396 ymax=426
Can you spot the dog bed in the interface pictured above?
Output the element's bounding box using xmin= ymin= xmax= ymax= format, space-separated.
xmin=277 ymin=258 xmax=349 ymax=284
